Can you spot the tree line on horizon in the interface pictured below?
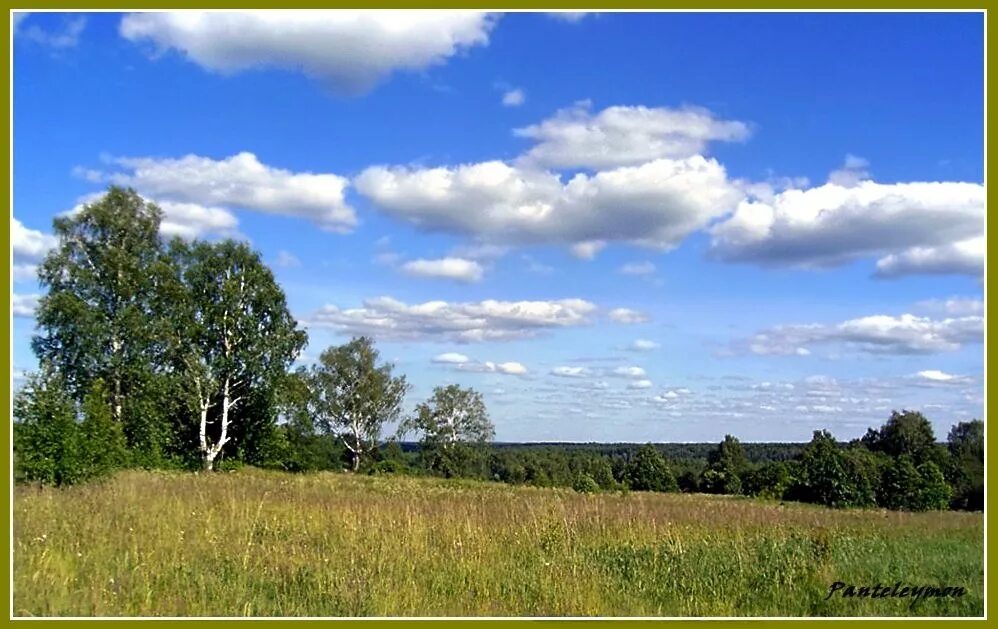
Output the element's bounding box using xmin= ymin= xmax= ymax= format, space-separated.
xmin=13 ymin=187 xmax=984 ymax=514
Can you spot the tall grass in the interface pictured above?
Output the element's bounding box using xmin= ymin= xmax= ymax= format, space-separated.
xmin=13 ymin=468 xmax=983 ymax=617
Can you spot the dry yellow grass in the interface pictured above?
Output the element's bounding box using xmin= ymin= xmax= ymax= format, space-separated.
xmin=13 ymin=468 xmax=984 ymax=617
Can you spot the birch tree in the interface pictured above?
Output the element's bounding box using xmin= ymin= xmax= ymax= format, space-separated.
xmin=167 ymin=239 xmax=306 ymax=471
xmin=309 ymin=337 xmax=408 ymax=472
xmin=398 ymin=384 xmax=494 ymax=477
xmin=33 ymin=187 xmax=168 ymax=432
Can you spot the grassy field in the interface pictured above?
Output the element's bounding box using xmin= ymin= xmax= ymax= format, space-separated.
xmin=13 ymin=468 xmax=983 ymax=617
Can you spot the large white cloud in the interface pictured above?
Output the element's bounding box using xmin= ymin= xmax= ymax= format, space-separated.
xmin=120 ymin=11 xmax=496 ymax=94
xmin=305 ymin=296 xmax=598 ymax=342
xmin=87 ymin=152 xmax=355 ymax=232
xmin=356 ymin=156 xmax=741 ymax=252
xmin=709 ymin=178 xmax=984 ymax=275
xmin=514 ymin=101 xmax=750 ymax=170
xmin=401 ymin=257 xmax=484 ymax=282
xmin=874 ymin=236 xmax=984 ymax=278
xmin=743 ymin=312 xmax=983 ymax=356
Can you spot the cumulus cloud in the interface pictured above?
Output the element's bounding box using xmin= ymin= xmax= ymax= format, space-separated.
xmin=68 ymin=192 xmax=242 ymax=242
xmin=916 ymin=370 xmax=971 ymax=384
xmin=502 ymin=88 xmax=525 ymax=107
xmin=710 ymin=178 xmax=984 ymax=276
xmin=550 ymin=366 xmax=591 ymax=378
xmin=742 ymin=312 xmax=983 ymax=356
xmin=120 ymin=11 xmax=496 ymax=94
xmin=12 ymin=217 xmax=57 ymax=263
xmin=85 ymin=152 xmax=355 ymax=232
xmin=401 ymin=257 xmax=484 ymax=282
xmin=13 ymin=293 xmax=40 ymax=318
xmin=827 ymin=154 xmax=870 ymax=187
xmin=355 ymin=156 xmax=742 ymax=253
xmin=619 ymin=261 xmax=656 ymax=276
xmin=306 ymin=296 xmax=597 ymax=342
xmin=874 ymin=236 xmax=984 ymax=278
xmin=612 ymin=366 xmax=647 ymax=379
xmin=627 ymin=379 xmax=653 ymax=390
xmin=514 ymin=101 xmax=749 ymax=170
xmin=627 ymin=339 xmax=660 ymax=351
xmin=432 ymin=352 xmax=469 ymax=364
xmin=608 ymin=308 xmax=649 ymax=324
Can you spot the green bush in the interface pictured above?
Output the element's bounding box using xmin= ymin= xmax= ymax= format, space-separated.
xmin=573 ymin=473 xmax=601 ymax=493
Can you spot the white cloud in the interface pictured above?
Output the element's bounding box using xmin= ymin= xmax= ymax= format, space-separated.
xmin=18 ymin=15 xmax=86 ymax=48
xmin=86 ymin=152 xmax=355 ymax=232
xmin=551 ymin=366 xmax=590 ymax=378
xmin=120 ymin=11 xmax=496 ymax=94
xmin=569 ymin=240 xmax=606 ymax=260
xmin=13 ymin=293 xmax=40 ymax=318
xmin=501 ymin=88 xmax=525 ymax=107
xmin=612 ymin=366 xmax=647 ymax=379
xmin=488 ymin=361 xmax=528 ymax=376
xmin=156 ymin=200 xmax=241 ymax=240
xmin=608 ymin=308 xmax=649 ymax=324
xmin=619 ymin=261 xmax=656 ymax=276
xmin=743 ymin=312 xmax=983 ymax=356
xmin=514 ymin=101 xmax=750 ymax=170
xmin=710 ymin=179 xmax=984 ymax=276
xmin=69 ymin=192 xmax=242 ymax=242
xmin=916 ymin=370 xmax=968 ymax=383
xmin=627 ymin=339 xmax=659 ymax=351
xmin=875 ymin=236 xmax=984 ymax=278
xmin=627 ymin=379 xmax=653 ymax=390
xmin=432 ymin=352 xmax=470 ymax=364
xmin=915 ymin=297 xmax=984 ymax=317
xmin=401 ymin=257 xmax=484 ymax=282
xmin=12 ymin=218 xmax=58 ymax=262
xmin=306 ymin=296 xmax=597 ymax=342
xmin=827 ymin=154 xmax=870 ymax=187
xmin=275 ymin=250 xmax=301 ymax=267
xmin=356 ymin=156 xmax=742 ymax=253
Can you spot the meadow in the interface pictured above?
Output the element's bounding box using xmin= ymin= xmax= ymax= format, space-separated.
xmin=13 ymin=468 xmax=984 ymax=617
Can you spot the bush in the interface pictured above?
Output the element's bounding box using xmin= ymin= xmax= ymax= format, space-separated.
xmin=14 ymin=371 xmax=85 ymax=486
xmin=626 ymin=444 xmax=678 ymax=492
xmin=573 ymin=473 xmax=601 ymax=493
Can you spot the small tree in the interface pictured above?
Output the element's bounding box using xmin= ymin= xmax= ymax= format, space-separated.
xmin=399 ymin=384 xmax=494 ymax=477
xmin=625 ymin=444 xmax=677 ymax=492
xmin=947 ymin=420 xmax=984 ymax=510
xmin=79 ymin=379 xmax=128 ymax=478
xmin=795 ymin=430 xmax=874 ymax=508
xmin=915 ymin=461 xmax=953 ymax=511
xmin=310 ymin=337 xmax=408 ymax=472
xmin=702 ymin=434 xmax=748 ymax=494
xmin=861 ymin=410 xmax=937 ymax=463
xmin=13 ymin=370 xmax=84 ymax=486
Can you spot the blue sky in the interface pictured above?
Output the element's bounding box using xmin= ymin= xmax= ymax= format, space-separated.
xmin=12 ymin=10 xmax=985 ymax=442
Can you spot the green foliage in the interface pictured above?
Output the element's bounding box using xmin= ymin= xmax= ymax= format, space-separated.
xmin=573 ymin=473 xmax=601 ymax=493
xmin=625 ymin=444 xmax=678 ymax=492
xmin=701 ymin=435 xmax=747 ymax=495
xmin=742 ymin=461 xmax=794 ymax=499
xmin=79 ymin=379 xmax=128 ymax=478
xmin=861 ymin=410 xmax=937 ymax=463
xmin=794 ymin=430 xmax=875 ymax=508
xmin=947 ymin=420 xmax=984 ymax=510
xmin=14 ymin=371 xmax=84 ymax=486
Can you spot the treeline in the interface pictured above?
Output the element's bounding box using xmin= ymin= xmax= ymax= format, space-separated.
xmin=13 ymin=188 xmax=984 ymax=514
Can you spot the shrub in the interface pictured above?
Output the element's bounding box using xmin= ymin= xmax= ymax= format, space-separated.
xmin=626 ymin=444 xmax=678 ymax=492
xmin=573 ymin=473 xmax=601 ymax=493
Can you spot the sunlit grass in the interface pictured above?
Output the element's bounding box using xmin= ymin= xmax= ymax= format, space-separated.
xmin=13 ymin=468 xmax=983 ymax=617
